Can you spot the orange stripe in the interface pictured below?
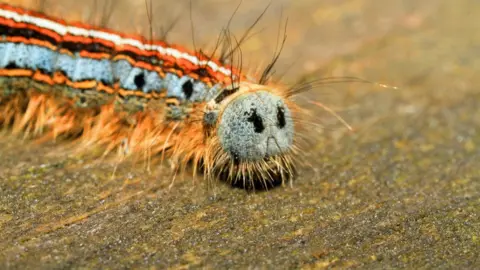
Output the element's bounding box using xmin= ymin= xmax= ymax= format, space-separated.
xmin=117 ymin=89 xmax=152 ymax=98
xmin=63 ymin=34 xmax=94 ymax=45
xmin=66 ymin=80 xmax=97 ymax=89
xmin=166 ymin=98 xmax=180 ymax=106
xmin=118 ymin=89 xmax=132 ymax=96
xmin=152 ymin=91 xmax=167 ymax=99
xmin=32 ymin=70 xmax=54 ymax=85
xmin=188 ymin=73 xmax=199 ymax=80
xmin=53 ymin=71 xmax=67 ymax=84
xmin=0 ymin=69 xmax=33 ymax=77
xmin=97 ymin=82 xmax=115 ymax=94
xmin=116 ymin=45 xmax=150 ymax=58
xmin=29 ymin=38 xmax=57 ymax=51
xmin=79 ymin=50 xmax=111 ymax=60
xmin=117 ymin=89 xmax=127 ymax=96
xmin=59 ymin=48 xmax=74 ymax=56
xmin=5 ymin=36 xmax=57 ymax=51
xmin=134 ymin=61 xmax=155 ymax=71
xmin=0 ymin=16 xmax=22 ymax=29
xmin=0 ymin=15 xmax=62 ymax=43
xmin=112 ymin=54 xmax=136 ymax=65
xmin=27 ymin=23 xmax=62 ymax=43
xmin=112 ymin=54 xmax=159 ymax=72
xmin=91 ymin=37 xmax=115 ymax=49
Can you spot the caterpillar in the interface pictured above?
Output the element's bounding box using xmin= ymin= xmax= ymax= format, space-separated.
xmin=0 ymin=2 xmax=322 ymax=190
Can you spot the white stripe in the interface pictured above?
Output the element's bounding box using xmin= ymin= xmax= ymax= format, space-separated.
xmin=0 ymin=7 xmax=232 ymax=76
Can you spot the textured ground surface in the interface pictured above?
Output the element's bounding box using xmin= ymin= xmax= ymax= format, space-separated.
xmin=1 ymin=0 xmax=479 ymax=269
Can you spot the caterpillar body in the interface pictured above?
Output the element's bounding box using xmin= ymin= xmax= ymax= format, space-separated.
xmin=0 ymin=3 xmax=304 ymax=189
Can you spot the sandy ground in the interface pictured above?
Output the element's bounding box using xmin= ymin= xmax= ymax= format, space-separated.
xmin=0 ymin=0 xmax=479 ymax=269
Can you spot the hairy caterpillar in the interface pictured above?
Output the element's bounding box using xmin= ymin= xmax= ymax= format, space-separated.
xmin=0 ymin=2 xmax=351 ymax=190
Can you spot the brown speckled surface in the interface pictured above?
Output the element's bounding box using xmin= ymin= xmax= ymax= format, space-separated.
xmin=1 ymin=0 xmax=479 ymax=269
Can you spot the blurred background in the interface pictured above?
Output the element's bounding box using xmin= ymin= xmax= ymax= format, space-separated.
xmin=9 ymin=0 xmax=439 ymax=80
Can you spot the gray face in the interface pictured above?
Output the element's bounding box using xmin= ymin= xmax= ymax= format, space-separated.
xmin=218 ymin=91 xmax=294 ymax=161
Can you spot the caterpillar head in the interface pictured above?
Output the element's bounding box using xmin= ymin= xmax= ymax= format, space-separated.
xmin=203 ymin=83 xmax=296 ymax=189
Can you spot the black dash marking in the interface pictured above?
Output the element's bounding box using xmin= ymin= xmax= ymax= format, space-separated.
xmin=38 ymin=67 xmax=52 ymax=76
xmin=100 ymin=79 xmax=112 ymax=86
xmin=182 ymin=80 xmax=194 ymax=99
xmin=277 ymin=106 xmax=286 ymax=128
xmin=5 ymin=62 xmax=19 ymax=69
xmin=134 ymin=72 xmax=145 ymax=89
xmin=247 ymin=108 xmax=264 ymax=133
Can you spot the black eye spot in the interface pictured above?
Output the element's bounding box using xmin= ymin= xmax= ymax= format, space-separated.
xmin=247 ymin=108 xmax=264 ymax=133
xmin=277 ymin=106 xmax=286 ymax=128
xmin=134 ymin=72 xmax=145 ymax=89
xmin=182 ymin=80 xmax=194 ymax=99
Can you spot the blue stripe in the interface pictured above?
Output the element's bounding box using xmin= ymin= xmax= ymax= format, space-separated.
xmin=0 ymin=42 xmax=223 ymax=103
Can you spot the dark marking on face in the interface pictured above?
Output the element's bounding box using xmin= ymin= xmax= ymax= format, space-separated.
xmin=218 ymin=90 xmax=294 ymax=162
xmin=246 ymin=108 xmax=265 ymax=133
xmin=277 ymin=105 xmax=286 ymax=128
